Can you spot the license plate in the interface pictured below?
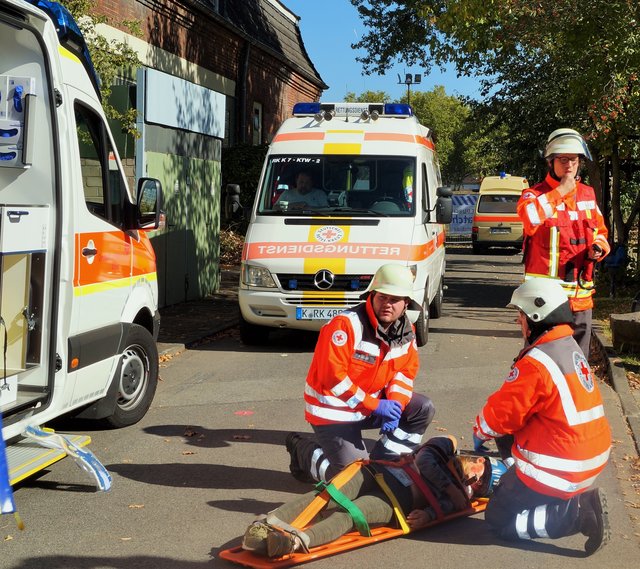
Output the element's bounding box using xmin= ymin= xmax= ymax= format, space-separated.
xmin=296 ymin=307 xmax=346 ymax=320
xmin=490 ymin=227 xmax=511 ymax=234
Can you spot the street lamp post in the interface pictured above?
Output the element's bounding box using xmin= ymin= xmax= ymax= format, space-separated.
xmin=397 ymin=72 xmax=422 ymax=105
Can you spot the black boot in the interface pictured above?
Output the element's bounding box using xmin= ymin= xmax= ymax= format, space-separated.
xmin=285 ymin=432 xmax=316 ymax=483
xmin=578 ymin=488 xmax=611 ymax=555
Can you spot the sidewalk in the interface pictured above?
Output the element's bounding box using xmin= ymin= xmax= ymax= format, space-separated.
xmin=156 ymin=266 xmax=240 ymax=356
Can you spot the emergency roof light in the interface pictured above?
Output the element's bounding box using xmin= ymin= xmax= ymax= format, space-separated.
xmin=26 ymin=0 xmax=102 ymax=99
xmin=292 ymin=102 xmax=413 ymax=119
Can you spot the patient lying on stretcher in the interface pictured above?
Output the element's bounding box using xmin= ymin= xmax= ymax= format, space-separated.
xmin=241 ymin=435 xmax=505 ymax=558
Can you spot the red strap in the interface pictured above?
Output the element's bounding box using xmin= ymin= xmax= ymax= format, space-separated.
xmin=401 ymin=464 xmax=444 ymax=520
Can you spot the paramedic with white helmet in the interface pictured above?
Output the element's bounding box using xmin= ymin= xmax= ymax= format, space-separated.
xmin=517 ymin=128 xmax=610 ymax=355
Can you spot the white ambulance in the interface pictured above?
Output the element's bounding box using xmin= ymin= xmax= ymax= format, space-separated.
xmin=0 ymin=0 xmax=163 ymax=483
xmin=232 ymin=102 xmax=452 ymax=346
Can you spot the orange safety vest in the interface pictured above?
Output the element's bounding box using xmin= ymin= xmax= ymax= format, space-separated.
xmin=304 ymin=296 xmax=419 ymax=426
xmin=474 ymin=324 xmax=611 ymax=500
xmin=517 ymin=174 xmax=610 ymax=311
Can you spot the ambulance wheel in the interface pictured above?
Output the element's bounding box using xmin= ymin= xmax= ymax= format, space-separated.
xmin=239 ymin=312 xmax=271 ymax=345
xmin=105 ymin=324 xmax=158 ymax=428
xmin=415 ymin=290 xmax=430 ymax=347
xmin=429 ymin=276 xmax=444 ymax=319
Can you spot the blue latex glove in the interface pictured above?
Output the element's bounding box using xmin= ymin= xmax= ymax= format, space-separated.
xmin=372 ymin=399 xmax=402 ymax=422
xmin=380 ymin=417 xmax=399 ymax=434
xmin=473 ymin=433 xmax=490 ymax=454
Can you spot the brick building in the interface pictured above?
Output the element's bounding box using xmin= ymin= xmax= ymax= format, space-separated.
xmin=92 ymin=0 xmax=326 ymax=306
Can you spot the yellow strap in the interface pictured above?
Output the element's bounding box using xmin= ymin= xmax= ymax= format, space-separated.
xmin=374 ymin=473 xmax=411 ymax=534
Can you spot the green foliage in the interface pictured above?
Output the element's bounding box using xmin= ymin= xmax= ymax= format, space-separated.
xmin=344 ymin=90 xmax=391 ymax=103
xmin=220 ymin=144 xmax=269 ymax=232
xmin=60 ymin=0 xmax=141 ymax=136
xmin=351 ymin=0 xmax=640 ymax=253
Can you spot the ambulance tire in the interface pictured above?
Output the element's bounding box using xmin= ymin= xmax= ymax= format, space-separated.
xmin=239 ymin=313 xmax=271 ymax=345
xmin=105 ymin=324 xmax=158 ymax=428
xmin=429 ymin=276 xmax=444 ymax=319
xmin=415 ymin=290 xmax=430 ymax=347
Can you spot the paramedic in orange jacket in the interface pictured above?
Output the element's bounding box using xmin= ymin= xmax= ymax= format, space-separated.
xmin=517 ymin=128 xmax=610 ymax=356
xmin=474 ymin=278 xmax=611 ymax=556
xmin=286 ymin=264 xmax=435 ymax=483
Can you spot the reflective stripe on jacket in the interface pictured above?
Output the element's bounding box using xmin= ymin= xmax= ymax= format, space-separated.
xmin=304 ymin=296 xmax=419 ymax=426
xmin=474 ymin=324 xmax=611 ymax=499
xmin=517 ymin=174 xmax=610 ymax=311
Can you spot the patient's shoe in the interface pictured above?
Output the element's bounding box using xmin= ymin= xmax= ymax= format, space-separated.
xmin=241 ymin=519 xmax=270 ymax=555
xmin=266 ymin=526 xmax=310 ymax=558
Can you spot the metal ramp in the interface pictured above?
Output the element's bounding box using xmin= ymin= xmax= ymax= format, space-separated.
xmin=6 ymin=433 xmax=91 ymax=485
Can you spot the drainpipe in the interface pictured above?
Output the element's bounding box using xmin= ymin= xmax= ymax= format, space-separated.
xmin=239 ymin=40 xmax=251 ymax=144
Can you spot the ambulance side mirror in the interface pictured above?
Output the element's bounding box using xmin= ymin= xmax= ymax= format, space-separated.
xmin=435 ymin=186 xmax=453 ymax=224
xmin=224 ymin=184 xmax=244 ymax=221
xmin=137 ymin=178 xmax=164 ymax=230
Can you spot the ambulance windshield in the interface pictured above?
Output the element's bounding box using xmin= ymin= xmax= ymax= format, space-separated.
xmin=257 ymin=155 xmax=416 ymax=217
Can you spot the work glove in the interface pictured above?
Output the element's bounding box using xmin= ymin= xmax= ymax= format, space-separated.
xmin=380 ymin=417 xmax=399 ymax=434
xmin=473 ymin=434 xmax=490 ymax=454
xmin=372 ymin=399 xmax=402 ymax=422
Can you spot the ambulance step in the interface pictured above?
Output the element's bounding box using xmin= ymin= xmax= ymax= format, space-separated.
xmin=7 ymin=433 xmax=91 ymax=485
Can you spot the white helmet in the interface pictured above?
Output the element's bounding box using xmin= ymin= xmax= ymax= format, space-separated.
xmin=544 ymin=128 xmax=592 ymax=161
xmin=507 ymin=278 xmax=571 ymax=323
xmin=369 ymin=264 xmax=421 ymax=311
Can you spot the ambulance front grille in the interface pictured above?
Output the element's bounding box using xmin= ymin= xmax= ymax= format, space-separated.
xmin=283 ymin=297 xmax=362 ymax=307
xmin=276 ymin=273 xmax=373 ymax=292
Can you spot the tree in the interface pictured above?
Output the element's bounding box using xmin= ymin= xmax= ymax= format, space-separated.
xmin=344 ymin=90 xmax=391 ymax=103
xmin=61 ymin=0 xmax=142 ymax=136
xmin=351 ymin=0 xmax=640 ymax=248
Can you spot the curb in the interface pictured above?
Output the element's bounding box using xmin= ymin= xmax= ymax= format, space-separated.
xmin=157 ymin=316 xmax=240 ymax=358
xmin=593 ymin=326 xmax=640 ymax=455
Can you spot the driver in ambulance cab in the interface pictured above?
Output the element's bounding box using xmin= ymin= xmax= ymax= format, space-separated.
xmin=276 ymin=168 xmax=328 ymax=210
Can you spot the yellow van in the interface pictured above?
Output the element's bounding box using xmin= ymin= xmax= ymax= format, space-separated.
xmin=472 ymin=175 xmax=528 ymax=254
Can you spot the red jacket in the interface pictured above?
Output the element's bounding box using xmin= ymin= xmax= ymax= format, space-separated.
xmin=474 ymin=325 xmax=611 ymax=499
xmin=304 ymin=296 xmax=419 ymax=426
xmin=517 ymin=173 xmax=609 ymax=311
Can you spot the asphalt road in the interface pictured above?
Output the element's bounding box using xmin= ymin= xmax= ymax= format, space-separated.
xmin=2 ymin=249 xmax=639 ymax=568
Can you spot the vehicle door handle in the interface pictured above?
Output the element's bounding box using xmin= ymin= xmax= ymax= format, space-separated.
xmin=82 ymin=247 xmax=98 ymax=257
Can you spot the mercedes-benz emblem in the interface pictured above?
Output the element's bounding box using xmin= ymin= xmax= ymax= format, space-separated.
xmin=314 ymin=269 xmax=335 ymax=290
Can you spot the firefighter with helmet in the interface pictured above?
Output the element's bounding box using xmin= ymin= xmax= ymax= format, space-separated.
xmin=517 ymin=128 xmax=610 ymax=355
xmin=473 ymin=278 xmax=612 ymax=555
xmin=286 ymin=264 xmax=435 ymax=484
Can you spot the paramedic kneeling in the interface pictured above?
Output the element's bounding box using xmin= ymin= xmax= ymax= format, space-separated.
xmin=287 ymin=264 xmax=435 ymax=483
xmin=473 ymin=278 xmax=612 ymax=556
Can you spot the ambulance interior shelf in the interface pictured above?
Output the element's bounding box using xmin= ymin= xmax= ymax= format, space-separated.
xmin=0 ymin=74 xmax=36 ymax=169
xmin=0 ymin=207 xmax=48 ymax=413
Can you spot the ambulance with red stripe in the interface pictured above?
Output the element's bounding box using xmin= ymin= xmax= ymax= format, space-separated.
xmin=0 ymin=0 xmax=162 ymax=481
xmin=471 ymin=174 xmax=528 ymax=254
xmin=236 ymin=102 xmax=452 ymax=346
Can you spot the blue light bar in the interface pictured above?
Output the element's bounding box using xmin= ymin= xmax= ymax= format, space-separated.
xmin=293 ymin=102 xmax=321 ymax=115
xmin=26 ymin=1 xmax=102 ymax=98
xmin=384 ymin=103 xmax=413 ymax=116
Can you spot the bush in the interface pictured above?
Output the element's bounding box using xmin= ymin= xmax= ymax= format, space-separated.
xmin=219 ymin=228 xmax=244 ymax=266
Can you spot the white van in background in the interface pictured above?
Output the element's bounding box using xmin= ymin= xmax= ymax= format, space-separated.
xmin=227 ymin=102 xmax=452 ymax=346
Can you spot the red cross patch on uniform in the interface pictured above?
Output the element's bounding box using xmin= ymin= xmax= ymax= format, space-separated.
xmin=506 ymin=366 xmax=520 ymax=382
xmin=573 ymin=351 xmax=594 ymax=392
xmin=331 ymin=330 xmax=347 ymax=347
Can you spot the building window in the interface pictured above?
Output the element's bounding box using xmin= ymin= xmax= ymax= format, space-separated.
xmin=252 ymin=102 xmax=262 ymax=145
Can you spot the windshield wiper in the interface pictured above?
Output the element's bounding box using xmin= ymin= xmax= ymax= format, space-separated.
xmin=330 ymin=207 xmax=389 ymax=217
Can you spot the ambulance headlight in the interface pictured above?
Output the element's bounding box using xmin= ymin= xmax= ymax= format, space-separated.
xmin=242 ymin=264 xmax=277 ymax=288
